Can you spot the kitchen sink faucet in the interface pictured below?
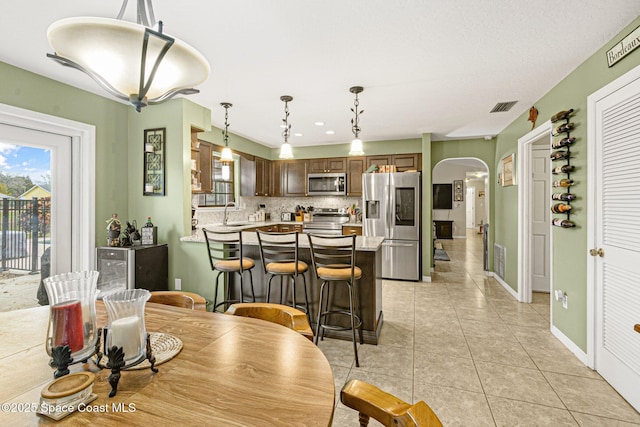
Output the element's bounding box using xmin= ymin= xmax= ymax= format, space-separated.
xmin=223 ymin=201 xmax=236 ymax=226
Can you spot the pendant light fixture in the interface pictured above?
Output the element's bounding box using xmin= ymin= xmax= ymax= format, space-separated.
xmin=349 ymin=86 xmax=365 ymax=156
xmin=279 ymin=95 xmax=294 ymax=159
xmin=46 ymin=0 xmax=210 ymax=112
xmin=220 ymin=102 xmax=234 ymax=163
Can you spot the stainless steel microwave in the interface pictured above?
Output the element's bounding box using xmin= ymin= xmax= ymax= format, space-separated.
xmin=307 ymin=173 xmax=347 ymax=196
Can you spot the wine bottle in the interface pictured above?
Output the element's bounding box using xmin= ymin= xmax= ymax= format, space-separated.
xmin=551 ymin=109 xmax=574 ymax=123
xmin=552 ymin=192 xmax=577 ymax=201
xmin=552 ymin=165 xmax=575 ymax=174
xmin=553 ymin=122 xmax=574 ymax=135
xmin=553 ymin=179 xmax=574 ymax=187
xmin=551 ymin=203 xmax=572 ymax=213
xmin=552 ymin=218 xmax=576 ymax=228
xmin=551 ymin=137 xmax=576 ymax=149
xmin=550 ymin=150 xmax=570 ymax=161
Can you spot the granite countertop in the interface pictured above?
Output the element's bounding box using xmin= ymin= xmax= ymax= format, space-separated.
xmin=181 ymin=222 xmax=382 ymax=251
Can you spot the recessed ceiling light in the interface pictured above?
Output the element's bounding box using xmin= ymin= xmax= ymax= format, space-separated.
xmin=294 ymin=133 xmax=302 ymax=137
xmin=314 ymin=122 xmax=325 ymax=126
xmin=325 ymin=130 xmax=335 ymax=135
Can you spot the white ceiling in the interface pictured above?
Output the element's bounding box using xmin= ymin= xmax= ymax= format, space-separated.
xmin=2 ymin=1 xmax=640 ymax=148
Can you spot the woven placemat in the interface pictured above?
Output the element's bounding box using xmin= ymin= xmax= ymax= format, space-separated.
xmin=96 ymin=332 xmax=183 ymax=370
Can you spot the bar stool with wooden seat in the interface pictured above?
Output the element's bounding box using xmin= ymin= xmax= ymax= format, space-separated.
xmin=341 ymin=379 xmax=443 ymax=427
xmin=225 ymin=302 xmax=313 ymax=341
xmin=148 ymin=290 xmax=207 ymax=311
xmin=202 ymin=228 xmax=256 ymax=312
xmin=256 ymin=230 xmax=310 ymax=318
xmin=308 ymin=233 xmax=363 ymax=366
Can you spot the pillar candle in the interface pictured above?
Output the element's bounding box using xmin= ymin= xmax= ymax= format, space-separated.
xmin=51 ymin=300 xmax=84 ymax=353
xmin=110 ymin=315 xmax=142 ymax=360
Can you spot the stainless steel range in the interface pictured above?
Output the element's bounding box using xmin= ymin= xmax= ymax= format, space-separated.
xmin=302 ymin=208 xmax=349 ymax=236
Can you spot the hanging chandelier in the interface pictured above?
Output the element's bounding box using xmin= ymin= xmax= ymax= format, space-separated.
xmin=220 ymin=102 xmax=234 ymax=162
xmin=279 ymin=95 xmax=294 ymax=159
xmin=46 ymin=0 xmax=210 ymax=112
xmin=349 ymin=86 xmax=365 ymax=156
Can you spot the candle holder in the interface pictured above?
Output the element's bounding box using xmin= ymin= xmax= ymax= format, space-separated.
xmin=102 ymin=289 xmax=157 ymax=397
xmin=44 ymin=271 xmax=100 ymax=378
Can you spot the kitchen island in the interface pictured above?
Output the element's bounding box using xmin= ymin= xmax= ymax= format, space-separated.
xmin=182 ymin=224 xmax=384 ymax=344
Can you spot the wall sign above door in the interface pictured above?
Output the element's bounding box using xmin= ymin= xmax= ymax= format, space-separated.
xmin=607 ymin=23 xmax=640 ymax=67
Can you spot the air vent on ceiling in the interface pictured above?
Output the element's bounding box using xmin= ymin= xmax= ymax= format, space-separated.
xmin=490 ymin=101 xmax=518 ymax=113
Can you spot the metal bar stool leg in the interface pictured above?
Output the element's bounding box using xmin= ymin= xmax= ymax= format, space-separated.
xmin=290 ymin=275 xmax=297 ymax=311
xmin=302 ymin=274 xmax=311 ymax=324
xmin=314 ymin=281 xmax=327 ymax=346
xmin=248 ymin=270 xmax=256 ymax=302
xmin=266 ymin=275 xmax=275 ymax=303
xmin=347 ymin=280 xmax=360 ymax=367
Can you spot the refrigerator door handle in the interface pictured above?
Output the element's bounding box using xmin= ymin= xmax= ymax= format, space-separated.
xmin=387 ymin=184 xmax=392 ymax=231
xmin=383 ymin=242 xmax=416 ymax=247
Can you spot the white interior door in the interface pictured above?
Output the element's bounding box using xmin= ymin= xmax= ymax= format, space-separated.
xmin=591 ymin=73 xmax=640 ymax=412
xmin=466 ymin=187 xmax=475 ymax=228
xmin=0 ymin=123 xmax=71 ymax=274
xmin=531 ymin=143 xmax=550 ymax=292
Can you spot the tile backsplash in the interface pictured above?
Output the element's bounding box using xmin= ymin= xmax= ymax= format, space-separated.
xmin=193 ymin=196 xmax=361 ymax=226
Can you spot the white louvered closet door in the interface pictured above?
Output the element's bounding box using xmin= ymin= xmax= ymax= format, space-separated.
xmin=593 ymin=75 xmax=640 ymax=412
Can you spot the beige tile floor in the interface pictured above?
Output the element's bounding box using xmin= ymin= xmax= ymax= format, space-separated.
xmin=325 ymin=230 xmax=640 ymax=426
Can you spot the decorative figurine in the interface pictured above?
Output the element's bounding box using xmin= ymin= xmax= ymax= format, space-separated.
xmin=106 ymin=213 xmax=122 ymax=247
xmin=528 ymin=106 xmax=539 ymax=130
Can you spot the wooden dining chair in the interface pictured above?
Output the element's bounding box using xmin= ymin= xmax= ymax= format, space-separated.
xmin=148 ymin=291 xmax=207 ymax=311
xmin=225 ymin=302 xmax=313 ymax=341
xmin=341 ymin=379 xmax=443 ymax=427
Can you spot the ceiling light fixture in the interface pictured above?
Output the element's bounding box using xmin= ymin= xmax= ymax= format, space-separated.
xmin=46 ymin=0 xmax=210 ymax=112
xmin=349 ymin=86 xmax=365 ymax=156
xmin=279 ymin=95 xmax=294 ymax=159
xmin=220 ymin=102 xmax=233 ymax=162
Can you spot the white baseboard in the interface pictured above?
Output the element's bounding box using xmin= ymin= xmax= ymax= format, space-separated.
xmin=551 ymin=325 xmax=589 ymax=366
xmin=488 ymin=272 xmax=519 ymax=300
xmin=422 ymin=275 xmax=432 ymax=282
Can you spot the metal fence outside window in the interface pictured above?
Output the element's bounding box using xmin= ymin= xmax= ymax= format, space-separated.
xmin=0 ymin=197 xmax=51 ymax=273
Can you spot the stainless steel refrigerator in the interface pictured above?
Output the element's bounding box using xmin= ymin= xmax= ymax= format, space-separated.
xmin=363 ymin=172 xmax=421 ymax=281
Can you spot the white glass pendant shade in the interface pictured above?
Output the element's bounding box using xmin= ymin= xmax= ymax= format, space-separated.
xmin=220 ymin=147 xmax=233 ymax=162
xmin=349 ymin=138 xmax=364 ymax=156
xmin=279 ymin=142 xmax=293 ymax=159
xmin=47 ymin=17 xmax=209 ymax=104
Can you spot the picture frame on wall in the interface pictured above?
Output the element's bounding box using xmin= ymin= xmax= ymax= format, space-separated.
xmin=453 ymin=180 xmax=463 ymax=201
xmin=501 ymin=153 xmax=515 ymax=187
xmin=143 ymin=128 xmax=166 ymax=196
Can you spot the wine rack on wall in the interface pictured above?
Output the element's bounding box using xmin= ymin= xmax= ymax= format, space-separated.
xmin=550 ymin=109 xmax=576 ymax=228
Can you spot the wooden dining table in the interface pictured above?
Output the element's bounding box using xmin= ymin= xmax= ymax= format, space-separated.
xmin=0 ymin=302 xmax=335 ymax=426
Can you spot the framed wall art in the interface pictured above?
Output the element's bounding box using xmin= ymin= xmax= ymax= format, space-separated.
xmin=453 ymin=180 xmax=464 ymax=201
xmin=143 ymin=128 xmax=166 ymax=196
xmin=501 ymin=153 xmax=515 ymax=187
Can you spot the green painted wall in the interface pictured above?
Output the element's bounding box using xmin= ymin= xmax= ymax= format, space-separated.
xmin=421 ymin=134 xmax=432 ymax=276
xmin=494 ymin=16 xmax=640 ymax=351
xmin=0 ymin=61 xmax=130 ymax=243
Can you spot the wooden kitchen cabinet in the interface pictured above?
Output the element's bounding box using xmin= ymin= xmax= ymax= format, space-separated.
xmin=308 ymin=157 xmax=346 ymax=173
xmin=365 ymin=153 xmax=421 ymax=172
xmin=342 ymin=225 xmax=362 ymax=236
xmin=255 ymin=157 xmax=271 ymax=196
xmin=346 ymin=156 xmax=365 ymax=196
xmin=280 ymin=160 xmax=307 ymax=197
xmin=392 ymin=153 xmax=421 ymax=171
xmin=278 ymin=223 xmax=303 ymax=233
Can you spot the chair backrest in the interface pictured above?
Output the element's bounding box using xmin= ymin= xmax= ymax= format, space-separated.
xmin=307 ymin=233 xmax=357 ymax=279
xmin=225 ymin=302 xmax=313 ymax=341
xmin=340 ymin=379 xmax=443 ymax=427
xmin=202 ymin=229 xmax=247 ymax=271
xmin=256 ymin=230 xmax=301 ymax=274
xmin=148 ymin=291 xmax=207 ymax=311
